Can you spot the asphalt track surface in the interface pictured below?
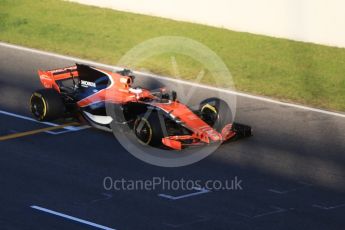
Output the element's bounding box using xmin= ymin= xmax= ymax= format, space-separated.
xmin=0 ymin=44 xmax=344 ymax=230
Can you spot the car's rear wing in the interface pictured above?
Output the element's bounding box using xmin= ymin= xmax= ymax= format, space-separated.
xmin=37 ymin=65 xmax=78 ymax=92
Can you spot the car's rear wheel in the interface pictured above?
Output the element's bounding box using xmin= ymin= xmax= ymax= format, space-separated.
xmin=30 ymin=89 xmax=65 ymax=121
xmin=133 ymin=111 xmax=164 ymax=146
xmin=199 ymin=98 xmax=233 ymax=132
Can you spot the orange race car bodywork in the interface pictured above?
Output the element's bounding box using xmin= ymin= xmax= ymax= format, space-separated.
xmin=34 ymin=64 xmax=251 ymax=150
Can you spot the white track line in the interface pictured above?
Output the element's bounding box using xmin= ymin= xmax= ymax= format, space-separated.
xmin=31 ymin=205 xmax=116 ymax=230
xmin=312 ymin=203 xmax=345 ymax=210
xmin=1 ymin=42 xmax=344 ymax=118
xmin=158 ymin=187 xmax=210 ymax=200
xmin=0 ymin=110 xmax=89 ymax=134
xmin=0 ymin=110 xmax=62 ymax=127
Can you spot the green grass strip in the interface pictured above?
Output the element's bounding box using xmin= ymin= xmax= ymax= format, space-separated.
xmin=1 ymin=0 xmax=344 ymax=111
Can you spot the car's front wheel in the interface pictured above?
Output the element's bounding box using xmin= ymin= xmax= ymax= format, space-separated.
xmin=133 ymin=111 xmax=164 ymax=146
xmin=199 ymin=97 xmax=233 ymax=132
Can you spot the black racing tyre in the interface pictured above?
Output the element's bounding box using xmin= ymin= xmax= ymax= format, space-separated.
xmin=133 ymin=111 xmax=164 ymax=146
xmin=199 ymin=97 xmax=233 ymax=132
xmin=30 ymin=89 xmax=65 ymax=121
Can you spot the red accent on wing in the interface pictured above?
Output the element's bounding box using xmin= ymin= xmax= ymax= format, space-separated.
xmin=155 ymin=102 xmax=222 ymax=142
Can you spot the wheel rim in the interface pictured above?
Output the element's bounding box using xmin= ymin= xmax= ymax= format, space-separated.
xmin=134 ymin=118 xmax=152 ymax=145
xmin=30 ymin=95 xmax=46 ymax=119
xmin=201 ymin=104 xmax=218 ymax=127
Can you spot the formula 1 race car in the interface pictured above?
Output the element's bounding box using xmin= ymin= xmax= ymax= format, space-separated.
xmin=30 ymin=64 xmax=251 ymax=150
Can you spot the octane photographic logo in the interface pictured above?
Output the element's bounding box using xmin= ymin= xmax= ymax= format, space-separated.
xmin=106 ymin=36 xmax=236 ymax=167
xmin=103 ymin=176 xmax=243 ymax=192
